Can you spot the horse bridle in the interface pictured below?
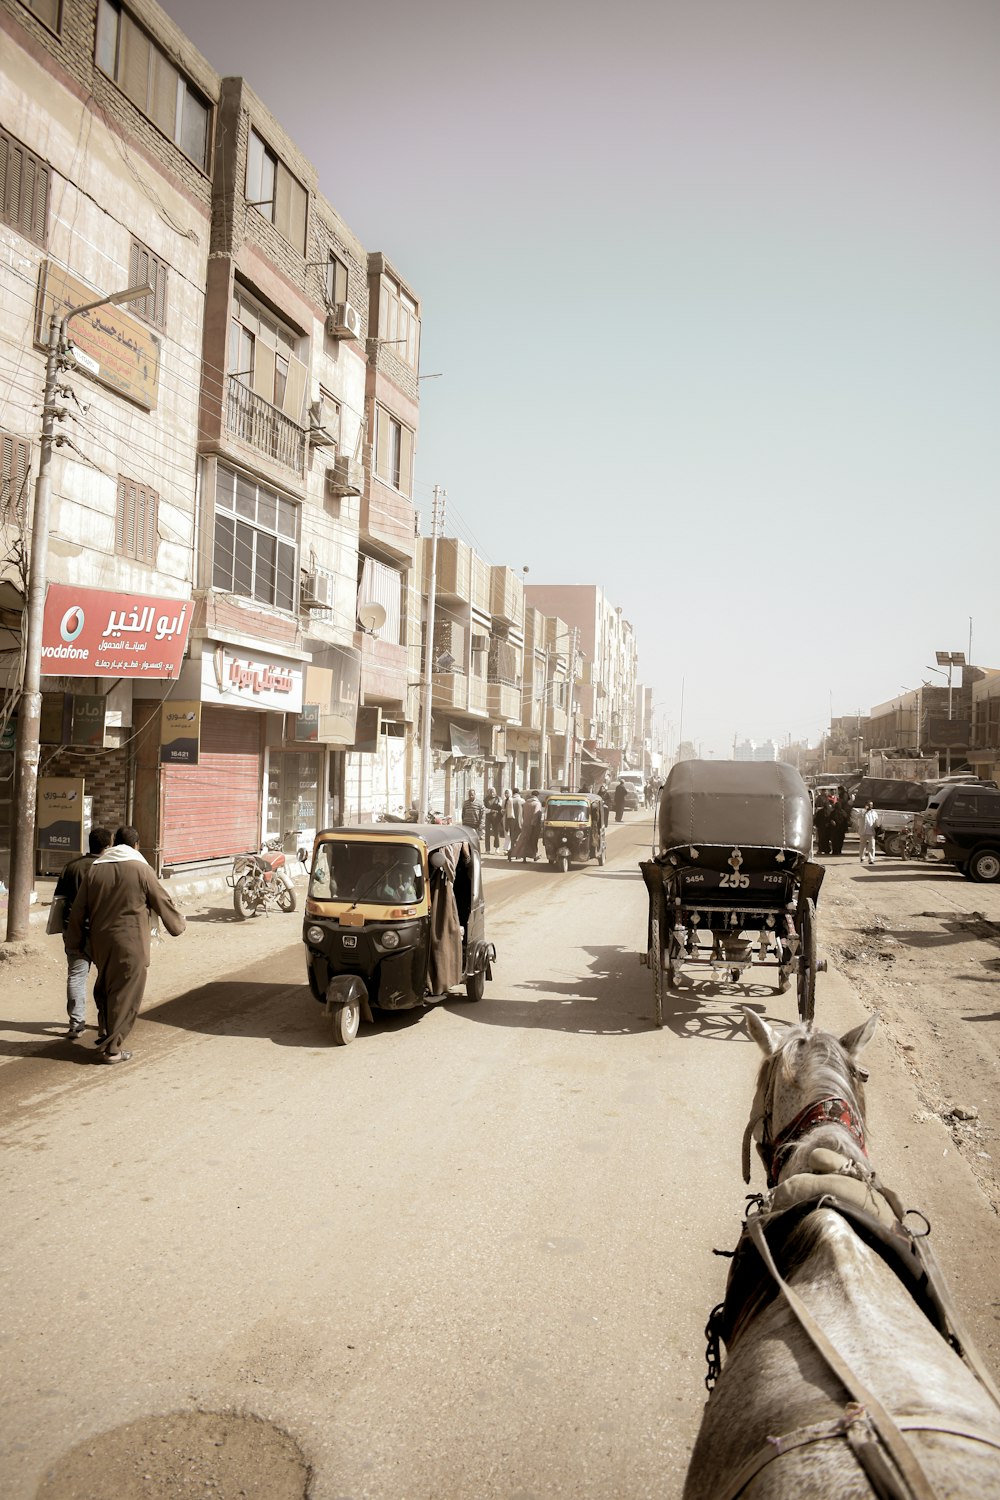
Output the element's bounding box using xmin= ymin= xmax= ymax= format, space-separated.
xmin=742 ymin=1041 xmax=868 ymax=1188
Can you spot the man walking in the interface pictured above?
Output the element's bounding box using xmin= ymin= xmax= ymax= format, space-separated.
xmin=66 ymin=826 xmax=186 ymax=1064
xmin=858 ymin=801 xmax=880 ymax=868
xmin=53 ymin=826 xmax=113 ymax=1038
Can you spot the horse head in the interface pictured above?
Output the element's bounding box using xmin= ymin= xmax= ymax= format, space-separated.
xmin=740 ymin=1008 xmax=878 ymax=1187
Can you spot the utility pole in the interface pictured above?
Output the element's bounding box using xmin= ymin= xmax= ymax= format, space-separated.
xmin=417 ymin=485 xmax=445 ymax=820
xmin=563 ymin=626 xmax=578 ymax=790
xmin=6 ymin=281 xmax=151 ymax=942
xmin=538 ymin=649 xmax=552 ymax=791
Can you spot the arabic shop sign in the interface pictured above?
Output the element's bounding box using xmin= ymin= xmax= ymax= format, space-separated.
xmin=41 ymin=583 xmax=192 ymax=679
xmin=36 ymin=263 xmax=161 ymax=410
xmin=203 ymin=645 xmax=304 ymax=714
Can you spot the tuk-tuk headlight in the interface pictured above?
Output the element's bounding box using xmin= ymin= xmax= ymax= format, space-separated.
xmin=380 ymin=929 xmax=401 ymax=949
xmin=305 ymin=924 xmax=325 ymax=945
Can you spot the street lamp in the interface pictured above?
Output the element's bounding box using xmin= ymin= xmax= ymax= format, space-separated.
xmin=932 ymin=650 xmax=966 ymax=775
xmin=6 ymin=281 xmax=152 ymax=942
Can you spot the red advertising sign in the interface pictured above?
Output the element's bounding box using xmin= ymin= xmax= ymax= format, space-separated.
xmin=42 ymin=584 xmax=192 ymax=679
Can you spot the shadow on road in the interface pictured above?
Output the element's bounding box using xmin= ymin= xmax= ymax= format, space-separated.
xmin=447 ymin=943 xmax=768 ymax=1043
xmin=140 ymin=978 xmax=423 ymax=1047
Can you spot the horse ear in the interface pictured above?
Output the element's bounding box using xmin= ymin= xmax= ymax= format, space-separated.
xmin=839 ymin=1012 xmax=878 ymax=1057
xmin=741 ymin=1006 xmax=783 ymax=1056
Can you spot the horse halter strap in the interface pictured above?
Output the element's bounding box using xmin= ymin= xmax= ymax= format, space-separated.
xmin=764 ymin=1095 xmax=868 ymax=1186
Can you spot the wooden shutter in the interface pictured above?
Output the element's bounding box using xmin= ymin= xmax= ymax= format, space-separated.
xmin=375 ymin=407 xmax=390 ymax=482
xmin=120 ymin=13 xmax=151 ymax=109
xmin=0 ymin=128 xmax=50 ymax=247
xmin=398 ymin=425 xmax=413 ymax=497
xmin=115 ymin=474 xmax=158 ymax=564
xmin=128 ymin=240 xmax=168 ymax=330
xmin=1 ymin=432 xmax=32 ymax=525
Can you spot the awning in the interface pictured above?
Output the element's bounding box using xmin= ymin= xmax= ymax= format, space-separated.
xmin=580 ymin=746 xmax=610 ymax=771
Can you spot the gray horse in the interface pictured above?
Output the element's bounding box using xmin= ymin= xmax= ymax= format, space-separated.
xmin=683 ymin=1010 xmax=1000 ymax=1500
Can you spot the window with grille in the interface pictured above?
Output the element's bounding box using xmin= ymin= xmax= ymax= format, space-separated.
xmin=114 ymin=475 xmax=158 ymax=564
xmin=213 ymin=465 xmax=298 ymax=612
xmin=96 ymin=0 xmax=211 ymax=171
xmin=1 ymin=432 xmax=32 ymax=526
xmin=0 ymin=128 xmax=50 ymax=247
xmin=128 ymin=239 xmax=168 ymax=329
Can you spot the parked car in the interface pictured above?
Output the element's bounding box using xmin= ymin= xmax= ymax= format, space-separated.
xmin=921 ymin=783 xmax=1000 ymax=882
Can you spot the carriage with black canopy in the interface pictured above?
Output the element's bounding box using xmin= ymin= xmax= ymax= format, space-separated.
xmin=639 ymin=760 xmax=824 ymax=1028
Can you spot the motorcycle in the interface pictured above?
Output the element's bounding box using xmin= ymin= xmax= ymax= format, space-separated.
xmin=228 ymin=835 xmax=298 ymax=920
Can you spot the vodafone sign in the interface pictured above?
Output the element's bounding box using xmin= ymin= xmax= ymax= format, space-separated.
xmin=41 ymin=583 xmax=192 ymax=678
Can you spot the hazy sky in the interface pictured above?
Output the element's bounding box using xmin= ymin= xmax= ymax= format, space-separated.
xmin=160 ymin=0 xmax=1000 ymax=756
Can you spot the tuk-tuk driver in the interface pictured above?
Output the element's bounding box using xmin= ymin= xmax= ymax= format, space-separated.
xmin=369 ymin=846 xmax=420 ymax=904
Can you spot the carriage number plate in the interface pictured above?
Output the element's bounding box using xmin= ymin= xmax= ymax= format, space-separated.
xmin=718 ymin=872 xmax=750 ymax=888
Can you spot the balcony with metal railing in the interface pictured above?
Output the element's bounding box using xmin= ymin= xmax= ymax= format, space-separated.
xmin=226 ymin=377 xmax=306 ymax=475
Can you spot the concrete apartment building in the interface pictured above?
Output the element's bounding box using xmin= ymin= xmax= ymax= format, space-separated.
xmin=0 ymin=0 xmax=216 ymax=879
xmin=523 ymin=583 xmax=638 ymax=778
xmin=0 ymin=0 xmax=425 ymax=887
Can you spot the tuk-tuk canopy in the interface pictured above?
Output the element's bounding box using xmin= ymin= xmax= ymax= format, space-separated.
xmin=657 ymin=760 xmax=812 ymax=857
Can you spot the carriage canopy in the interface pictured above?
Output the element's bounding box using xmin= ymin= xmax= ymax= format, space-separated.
xmin=656 ymin=760 xmax=813 ymax=859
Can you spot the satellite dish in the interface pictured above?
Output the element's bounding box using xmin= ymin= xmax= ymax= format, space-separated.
xmin=357 ymin=601 xmax=386 ymax=635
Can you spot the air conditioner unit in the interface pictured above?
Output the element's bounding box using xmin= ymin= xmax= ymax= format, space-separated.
xmin=326 ymin=301 xmax=361 ymax=340
xmin=326 ymin=455 xmax=365 ymax=497
xmin=471 ymin=634 xmax=488 ymax=653
xmin=302 ymin=570 xmax=335 ymax=609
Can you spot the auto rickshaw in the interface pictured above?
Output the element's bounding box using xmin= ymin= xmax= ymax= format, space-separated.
xmin=639 ymin=761 xmax=825 ymax=1029
xmin=302 ymin=824 xmax=496 ymax=1045
xmin=541 ymin=792 xmax=607 ymax=872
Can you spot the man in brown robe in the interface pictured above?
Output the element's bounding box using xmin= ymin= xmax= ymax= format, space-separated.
xmin=66 ymin=826 xmax=186 ymax=1064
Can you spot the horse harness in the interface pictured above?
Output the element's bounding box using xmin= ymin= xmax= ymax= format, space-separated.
xmin=705 ymin=1159 xmax=1000 ymax=1500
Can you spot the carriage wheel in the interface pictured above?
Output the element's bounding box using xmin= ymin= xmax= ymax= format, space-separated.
xmin=796 ymin=898 xmax=817 ymax=1024
xmin=650 ymin=910 xmax=664 ymax=1029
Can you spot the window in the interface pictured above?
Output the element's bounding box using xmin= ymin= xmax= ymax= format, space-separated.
xmin=246 ymin=129 xmax=307 ymax=252
xmin=0 ymin=128 xmax=50 ymax=247
xmin=96 ymin=1 xmax=211 ymax=171
xmin=213 ymin=465 xmax=298 ymax=612
xmin=114 ymin=474 xmax=158 ymax=564
xmin=229 ymin=285 xmax=307 ymax=422
xmin=1 ymin=431 xmax=32 ymax=525
xmin=377 ymin=273 xmax=420 ymax=370
xmin=373 ymin=405 xmax=413 ymax=497
xmin=18 ymin=0 xmax=61 ymax=31
xmin=326 ymin=252 xmax=348 ymax=307
xmin=128 ymin=239 xmax=168 ymax=330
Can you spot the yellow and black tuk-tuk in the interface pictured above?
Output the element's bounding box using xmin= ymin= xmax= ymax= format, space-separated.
xmin=541 ymin=791 xmax=607 ymax=873
xmin=302 ymin=823 xmax=495 ymax=1045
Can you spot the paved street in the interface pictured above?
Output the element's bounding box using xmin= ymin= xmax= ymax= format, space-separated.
xmin=1 ymin=814 xmax=999 ymax=1499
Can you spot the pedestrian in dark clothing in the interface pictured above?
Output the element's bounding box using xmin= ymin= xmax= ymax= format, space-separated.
xmin=506 ymin=788 xmax=523 ymax=860
xmin=66 ymin=826 xmax=186 ymax=1063
xmin=814 ymin=793 xmax=833 ymax=856
xmin=830 ymin=786 xmax=851 ymax=856
xmin=483 ymin=788 xmax=503 ymax=852
xmin=460 ymin=790 xmax=485 ymax=836
xmin=614 ymin=780 xmax=627 ymax=823
xmin=53 ymin=826 xmax=113 ymax=1038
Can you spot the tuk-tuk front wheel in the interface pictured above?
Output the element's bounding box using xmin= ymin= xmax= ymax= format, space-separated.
xmin=558 ymin=851 xmax=570 ymax=873
xmin=465 ymin=965 xmax=486 ymax=1002
xmin=331 ymin=1002 xmax=360 ymax=1045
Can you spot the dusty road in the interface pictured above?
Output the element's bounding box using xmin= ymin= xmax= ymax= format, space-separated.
xmin=0 ymin=817 xmax=998 ymax=1499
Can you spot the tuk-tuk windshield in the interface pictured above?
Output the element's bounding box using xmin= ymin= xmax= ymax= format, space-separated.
xmin=309 ymin=840 xmax=425 ymax=905
xmin=546 ymin=801 xmax=590 ymax=824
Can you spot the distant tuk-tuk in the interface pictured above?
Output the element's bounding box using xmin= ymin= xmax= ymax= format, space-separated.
xmin=639 ymin=761 xmax=825 ymax=1029
xmin=541 ymin=792 xmax=607 ymax=872
xmin=302 ymin=824 xmax=496 ymax=1045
